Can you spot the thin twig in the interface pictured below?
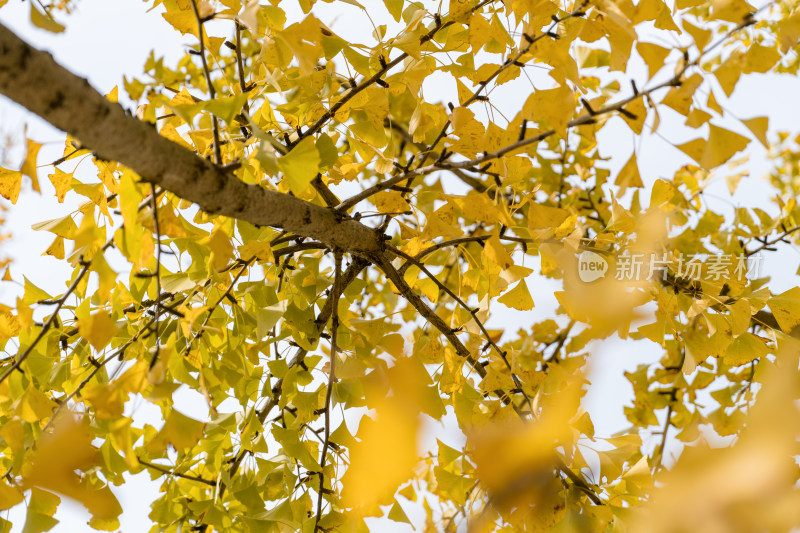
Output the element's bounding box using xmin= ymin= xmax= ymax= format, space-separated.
xmin=0 ymin=237 xmax=113 ymax=385
xmin=416 ymin=2 xmax=589 ymax=169
xmin=290 ymin=0 xmax=498 ymax=150
xmin=184 ymin=258 xmax=253 ymax=356
xmin=314 ymin=250 xmax=342 ymax=532
xmin=387 ymin=245 xmax=531 ymax=406
xmin=190 ymin=0 xmax=222 ymax=164
xmin=221 ymin=259 xmax=369 ymax=499
xmin=138 ymin=458 xmax=218 ymax=486
xmin=371 ymin=253 xmax=486 ymax=378
xmin=745 ymin=226 xmax=800 ymax=256
xmin=149 ymin=184 xmax=163 ymax=369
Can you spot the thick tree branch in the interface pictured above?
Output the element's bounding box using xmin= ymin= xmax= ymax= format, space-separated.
xmin=0 ymin=24 xmax=382 ymax=253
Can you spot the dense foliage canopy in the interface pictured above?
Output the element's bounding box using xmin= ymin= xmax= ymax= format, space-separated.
xmin=1 ymin=0 xmax=800 ymax=531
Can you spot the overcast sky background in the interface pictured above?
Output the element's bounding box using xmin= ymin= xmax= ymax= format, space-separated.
xmin=0 ymin=0 xmax=799 ymax=531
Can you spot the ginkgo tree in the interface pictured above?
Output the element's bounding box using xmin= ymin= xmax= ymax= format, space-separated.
xmin=0 ymin=0 xmax=800 ymax=531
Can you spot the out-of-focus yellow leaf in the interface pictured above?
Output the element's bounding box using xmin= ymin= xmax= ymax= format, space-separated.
xmin=778 ymin=13 xmax=800 ymax=53
xmin=78 ymin=311 xmax=120 ymax=351
xmin=768 ymin=287 xmax=800 ymax=335
xmin=630 ymin=343 xmax=800 ymax=533
xmin=23 ymin=417 xmax=122 ymax=520
xmin=616 ymin=152 xmax=643 ymax=192
xmin=147 ymin=410 xmax=205 ymax=451
xmin=30 ymin=3 xmax=65 ymax=33
xmin=0 ymin=481 xmax=23 ymax=511
xmin=21 ymin=139 xmax=42 ymax=193
xmin=467 ymin=376 xmax=584 ymax=512
xmin=712 ymin=0 xmax=754 ymax=23
xmin=15 ymin=386 xmax=57 ymax=423
xmin=683 ymin=19 xmax=711 ymax=51
xmin=0 ymin=418 xmax=24 ymax=453
xmin=342 ymin=357 xmax=433 ymax=510
xmin=742 ymin=116 xmax=769 ymax=148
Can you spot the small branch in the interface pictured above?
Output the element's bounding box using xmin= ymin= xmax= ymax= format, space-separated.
xmin=221 ymin=259 xmax=369 ymax=499
xmin=371 ymin=253 xmax=486 ymax=378
xmin=149 ymin=184 xmax=163 ymax=369
xmin=745 ymin=226 xmax=800 ymax=257
xmin=272 ymin=242 xmax=329 ymax=259
xmin=189 ymin=0 xmax=222 ymax=164
xmin=314 ymin=250 xmax=342 ymax=532
xmin=416 ymin=2 xmax=589 ymax=169
xmin=138 ymin=458 xmax=218 ymax=486
xmin=653 ymin=402 xmax=675 ymax=473
xmin=291 ymin=0 xmax=499 ymax=148
xmin=234 ymin=21 xmax=250 ymax=116
xmin=183 ymin=258 xmax=253 ymax=355
xmin=387 ymin=245 xmax=531 ymax=406
xmin=0 ymin=236 xmax=114 ymax=386
xmin=335 ymin=164 xmax=436 ymax=212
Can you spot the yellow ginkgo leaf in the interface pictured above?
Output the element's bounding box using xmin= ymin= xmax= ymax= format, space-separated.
xmin=373 ymin=190 xmax=410 ymax=213
xmin=683 ymin=19 xmax=712 ymax=51
xmin=0 ymin=167 xmax=22 ymax=204
xmin=723 ymin=332 xmax=769 ymax=366
xmin=484 ymin=234 xmax=513 ymax=269
xmin=78 ymin=311 xmax=120 ymax=351
xmin=533 ymin=85 xmax=574 ymax=138
xmin=678 ymin=125 xmax=750 ymax=170
xmin=449 ymin=0 xmax=474 ymax=22
xmin=48 ymin=168 xmax=71 ymax=203
xmin=29 ymin=3 xmax=64 ymax=33
xmin=0 ymin=481 xmax=23 ymax=511
xmin=278 ymin=137 xmax=320 ymax=195
xmin=742 ymin=116 xmax=769 ymax=148
xmin=768 ymin=287 xmax=800 ymax=336
xmin=204 ymin=94 xmax=248 ymax=124
xmin=712 ymin=0 xmax=754 ymax=23
xmin=162 ymin=8 xmax=199 ymax=37
xmin=498 ymin=279 xmax=535 ymax=311
xmin=43 ymin=236 xmax=65 ymax=260
xmin=528 ymin=203 xmax=569 ymax=230
xmin=616 ymin=152 xmax=644 ymax=192
xmin=637 ymin=42 xmax=670 ymax=77
xmin=21 ymin=139 xmax=42 ymax=193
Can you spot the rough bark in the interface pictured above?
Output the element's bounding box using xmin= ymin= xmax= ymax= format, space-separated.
xmin=0 ymin=24 xmax=382 ymax=253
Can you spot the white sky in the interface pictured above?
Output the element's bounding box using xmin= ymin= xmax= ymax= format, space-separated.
xmin=0 ymin=0 xmax=798 ymax=531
